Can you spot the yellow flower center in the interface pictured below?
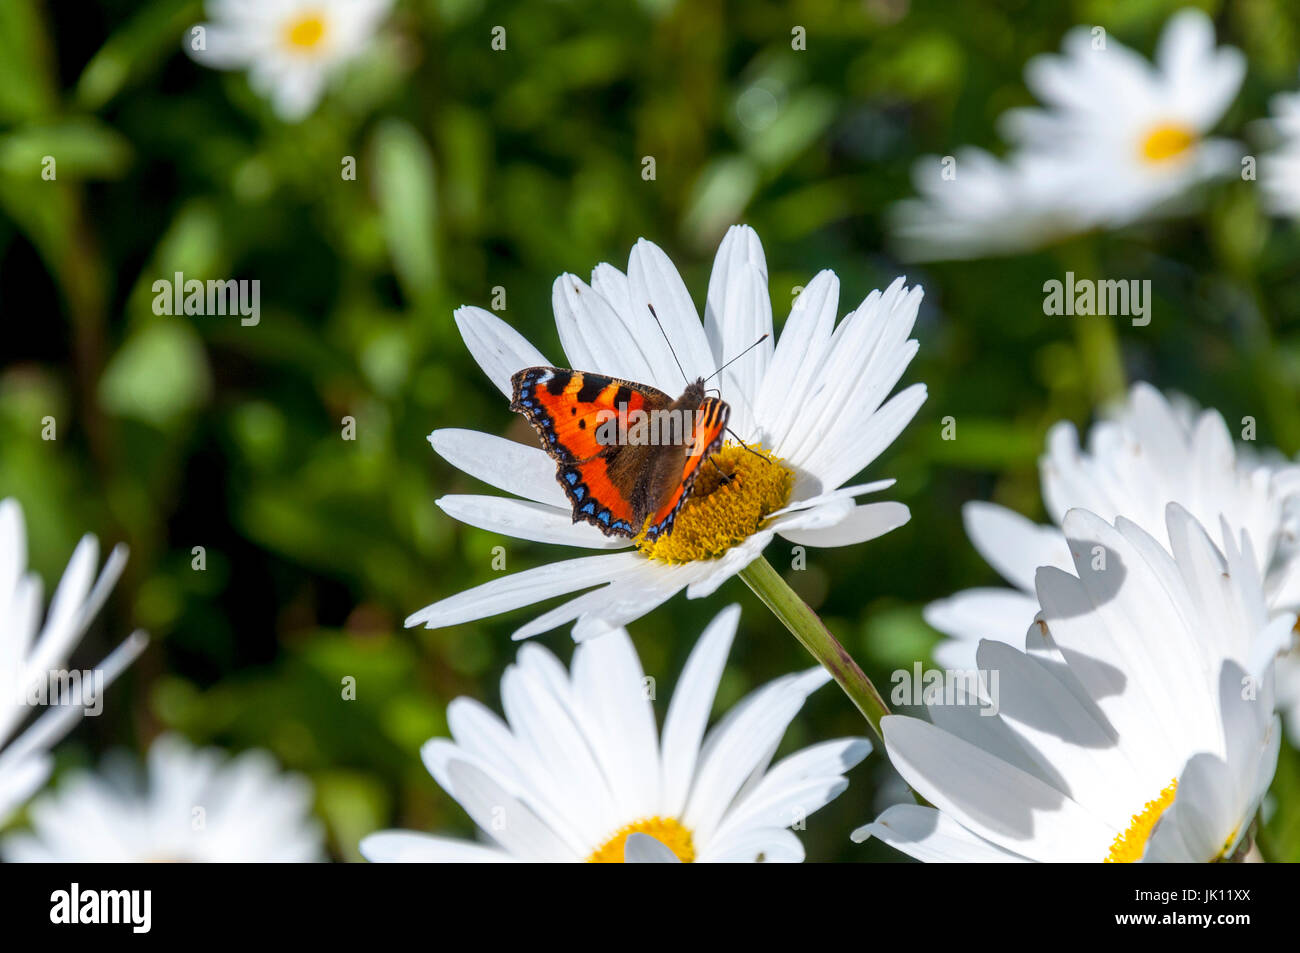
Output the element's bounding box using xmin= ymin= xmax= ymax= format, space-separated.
xmin=1105 ymin=779 xmax=1177 ymax=863
xmin=587 ymin=816 xmax=695 ymax=863
xmin=635 ymin=443 xmax=793 ymax=564
xmin=283 ymin=13 xmax=328 ymax=51
xmin=1138 ymin=123 xmax=1197 ymax=164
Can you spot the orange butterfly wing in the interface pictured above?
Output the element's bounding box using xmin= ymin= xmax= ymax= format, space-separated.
xmin=640 ymin=396 xmax=730 ymax=542
xmin=511 ymin=367 xmax=671 ymax=536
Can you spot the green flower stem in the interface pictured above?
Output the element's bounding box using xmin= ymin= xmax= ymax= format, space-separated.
xmin=738 ymin=555 xmax=891 ymax=742
xmin=1061 ymin=237 xmax=1126 ymax=406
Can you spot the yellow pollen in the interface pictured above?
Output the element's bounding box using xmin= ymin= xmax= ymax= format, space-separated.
xmin=635 ymin=443 xmax=793 ymax=564
xmin=284 ymin=13 xmax=328 ymax=51
xmin=1139 ymin=123 xmax=1197 ymax=164
xmin=587 ymin=816 xmax=695 ymax=863
xmin=1105 ymin=779 xmax=1178 ymax=863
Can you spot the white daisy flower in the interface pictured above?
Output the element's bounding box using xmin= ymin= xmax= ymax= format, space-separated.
xmin=1260 ymin=91 xmax=1300 ymax=218
xmin=407 ymin=225 xmax=926 ymax=641
xmin=859 ymin=505 xmax=1292 ymax=862
xmin=926 ymin=383 xmax=1300 ymax=673
xmin=2 ymin=734 xmax=325 ymax=862
xmin=894 ymin=9 xmax=1245 ymax=260
xmin=362 ymin=605 xmax=871 ymax=862
xmin=1002 ymin=9 xmax=1244 ymax=224
xmin=0 ymin=499 xmax=146 ymax=825
xmin=186 ymin=0 xmax=393 ymax=121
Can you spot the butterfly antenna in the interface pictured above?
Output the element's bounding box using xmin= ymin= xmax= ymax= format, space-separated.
xmin=647 ymin=304 xmax=690 ymax=386
xmin=703 ymin=333 xmax=770 ymax=385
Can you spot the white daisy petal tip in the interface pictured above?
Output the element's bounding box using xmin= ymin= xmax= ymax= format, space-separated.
xmin=0 ymin=499 xmax=142 ymax=823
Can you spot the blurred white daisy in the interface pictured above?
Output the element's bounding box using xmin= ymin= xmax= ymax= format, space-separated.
xmin=1002 ymin=9 xmax=1245 ymax=224
xmin=1260 ymin=91 xmax=1300 ymax=218
xmin=362 ymin=606 xmax=871 ymax=862
xmin=892 ymin=148 xmax=1091 ymax=261
xmin=3 ymin=734 xmax=324 ymax=862
xmin=408 ymin=225 xmax=926 ymax=640
xmin=185 ymin=0 xmax=393 ymax=121
xmin=926 ymin=383 xmax=1300 ymax=673
xmin=894 ymin=9 xmax=1245 ymax=260
xmin=0 ymin=498 xmax=146 ymax=825
xmin=860 ymin=505 xmax=1292 ymax=862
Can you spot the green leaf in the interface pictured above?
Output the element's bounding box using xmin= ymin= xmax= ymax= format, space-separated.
xmin=98 ymin=320 xmax=213 ymax=428
xmin=371 ymin=119 xmax=441 ymax=307
xmin=124 ymin=200 xmax=227 ymax=321
xmin=75 ymin=0 xmax=203 ymax=111
xmin=742 ymin=88 xmax=837 ymax=172
xmin=0 ymin=0 xmax=58 ymax=122
xmin=0 ymin=119 xmax=132 ymax=179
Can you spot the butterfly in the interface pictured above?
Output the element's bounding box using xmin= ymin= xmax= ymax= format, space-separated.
xmin=510 ymin=367 xmax=730 ymax=541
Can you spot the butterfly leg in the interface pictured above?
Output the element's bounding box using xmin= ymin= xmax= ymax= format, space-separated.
xmin=707 ymin=456 xmax=734 ymax=485
xmin=726 ymin=428 xmax=773 ymax=464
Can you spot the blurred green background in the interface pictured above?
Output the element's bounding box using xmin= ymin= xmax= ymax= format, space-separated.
xmin=3 ymin=0 xmax=1300 ymax=861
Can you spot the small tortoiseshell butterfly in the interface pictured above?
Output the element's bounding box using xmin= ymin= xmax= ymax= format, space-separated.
xmin=510 ymin=367 xmax=729 ymax=541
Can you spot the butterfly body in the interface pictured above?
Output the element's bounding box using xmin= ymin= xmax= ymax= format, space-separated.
xmin=510 ymin=367 xmax=729 ymax=540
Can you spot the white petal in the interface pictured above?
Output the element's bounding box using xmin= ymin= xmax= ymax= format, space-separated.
xmin=924 ymin=588 xmax=1039 ymax=653
xmin=570 ymin=629 xmax=661 ymax=822
xmin=360 ymin=830 xmax=516 ymax=862
xmin=184 ymin=24 xmax=259 ymax=69
xmin=435 ymin=495 xmax=627 ymax=549
xmin=623 ymin=832 xmax=681 ymax=863
xmin=269 ymin=65 xmax=326 ymax=121
xmin=626 ymin=239 xmax=715 ymax=385
xmin=810 ymin=383 xmax=927 ymax=494
xmin=754 ymin=270 xmax=839 ymax=450
xmin=551 ymin=273 xmax=659 ymax=384
xmin=777 ymin=501 xmax=910 ymax=548
xmin=454 ymin=305 xmax=549 ymax=398
xmin=963 ymin=502 xmax=1073 ymax=592
xmin=703 ymin=225 xmax=773 ymax=438
xmin=659 ymin=605 xmax=739 ymax=816
xmin=0 ymin=756 xmax=51 ymax=828
xmin=405 ymin=551 xmax=644 ymax=630
xmin=507 ymin=561 xmax=698 ymax=643
xmin=781 ymin=279 xmax=923 ymax=474
xmin=568 ymin=573 xmax=687 ymax=642
xmin=714 ymin=738 xmax=870 ymax=839
xmin=880 ymin=715 xmax=1114 ymax=861
xmin=771 ymin=480 xmax=895 ymax=520
xmin=428 ymin=429 xmax=568 ymax=508
xmin=683 ymin=669 xmax=829 ymax=844
xmin=440 ymin=760 xmax=576 ymax=861
xmin=854 ymin=804 xmax=1029 ymax=862
xmin=498 ymin=661 xmax=618 ymax=844
xmin=680 ymin=530 xmax=776 ymax=600
xmin=976 ymin=639 xmax=1137 ymax=829
xmin=697 ymin=825 xmax=805 ymax=862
